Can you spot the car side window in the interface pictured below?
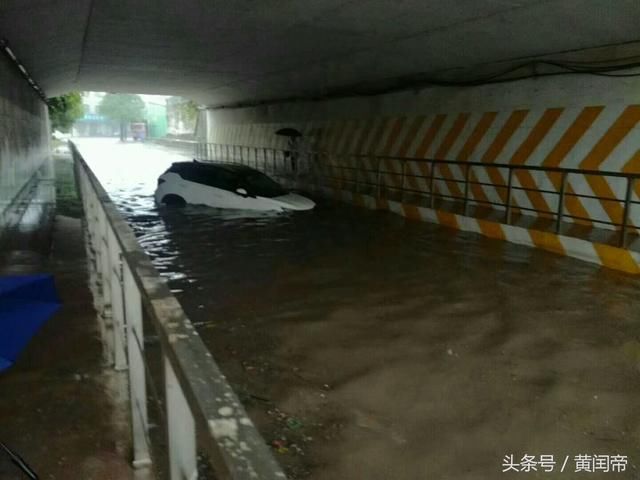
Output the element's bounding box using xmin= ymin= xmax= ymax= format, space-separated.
xmin=179 ymin=166 xmax=239 ymax=191
xmin=179 ymin=167 xmax=206 ymax=184
xmin=214 ymin=170 xmax=239 ymax=191
xmin=175 ymin=166 xmax=209 ymax=185
xmin=241 ymin=172 xmax=286 ymax=197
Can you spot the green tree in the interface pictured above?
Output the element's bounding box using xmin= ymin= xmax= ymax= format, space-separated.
xmin=48 ymin=92 xmax=84 ymax=132
xmin=98 ymin=93 xmax=146 ymax=141
xmin=178 ymin=99 xmax=199 ymax=125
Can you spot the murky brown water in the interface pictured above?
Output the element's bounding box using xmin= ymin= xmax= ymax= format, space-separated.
xmin=77 ymin=138 xmax=640 ymax=479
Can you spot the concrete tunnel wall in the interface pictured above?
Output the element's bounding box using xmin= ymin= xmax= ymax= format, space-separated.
xmin=0 ymin=51 xmax=51 ymax=228
xmin=204 ymin=74 xmax=640 ymax=233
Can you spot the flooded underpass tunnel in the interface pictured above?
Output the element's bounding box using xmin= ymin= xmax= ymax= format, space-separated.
xmin=5 ymin=2 xmax=640 ymax=478
xmin=78 ymin=138 xmax=640 ymax=479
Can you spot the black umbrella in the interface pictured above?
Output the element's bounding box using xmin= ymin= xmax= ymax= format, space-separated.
xmin=275 ymin=128 xmax=302 ymax=138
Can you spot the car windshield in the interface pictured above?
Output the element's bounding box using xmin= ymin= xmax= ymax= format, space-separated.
xmin=240 ymin=171 xmax=287 ymax=198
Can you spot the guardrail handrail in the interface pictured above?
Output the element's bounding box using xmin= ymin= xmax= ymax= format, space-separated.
xmin=71 ymin=142 xmax=286 ymax=480
xmin=195 ymin=141 xmax=640 ymax=179
xmin=195 ymin=142 xmax=638 ymax=248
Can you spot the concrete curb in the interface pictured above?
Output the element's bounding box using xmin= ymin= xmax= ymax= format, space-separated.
xmin=313 ymin=185 xmax=640 ymax=275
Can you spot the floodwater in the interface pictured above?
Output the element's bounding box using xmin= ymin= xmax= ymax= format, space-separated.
xmin=76 ymin=138 xmax=640 ymax=479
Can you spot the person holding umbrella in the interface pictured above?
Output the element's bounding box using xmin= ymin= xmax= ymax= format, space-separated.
xmin=275 ymin=127 xmax=302 ymax=172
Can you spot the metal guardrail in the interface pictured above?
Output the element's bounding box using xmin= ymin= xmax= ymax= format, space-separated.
xmin=195 ymin=143 xmax=303 ymax=177
xmin=70 ymin=142 xmax=286 ymax=480
xmin=196 ymin=142 xmax=639 ymax=248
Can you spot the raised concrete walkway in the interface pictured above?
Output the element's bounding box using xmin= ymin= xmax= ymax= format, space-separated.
xmin=0 ymin=175 xmax=145 ymax=479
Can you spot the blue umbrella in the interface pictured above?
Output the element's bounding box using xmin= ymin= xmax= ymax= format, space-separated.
xmin=0 ymin=274 xmax=61 ymax=372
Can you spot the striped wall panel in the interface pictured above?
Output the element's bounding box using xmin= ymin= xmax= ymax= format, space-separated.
xmin=208 ymin=105 xmax=640 ymax=232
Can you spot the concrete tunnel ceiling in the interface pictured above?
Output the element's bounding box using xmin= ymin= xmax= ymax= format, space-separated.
xmin=2 ymin=0 xmax=640 ymax=107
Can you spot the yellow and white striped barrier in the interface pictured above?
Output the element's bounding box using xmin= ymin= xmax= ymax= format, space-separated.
xmin=210 ymin=104 xmax=640 ymax=233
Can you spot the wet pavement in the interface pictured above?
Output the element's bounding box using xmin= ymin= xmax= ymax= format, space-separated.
xmin=76 ymin=138 xmax=640 ymax=479
xmin=0 ymin=162 xmax=146 ymax=480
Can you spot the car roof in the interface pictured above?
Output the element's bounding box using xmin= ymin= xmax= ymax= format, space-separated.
xmin=170 ymin=160 xmax=258 ymax=175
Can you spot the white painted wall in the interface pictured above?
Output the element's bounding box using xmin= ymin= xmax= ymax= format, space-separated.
xmin=206 ymin=74 xmax=640 ymax=127
xmin=0 ymin=53 xmax=51 ymax=227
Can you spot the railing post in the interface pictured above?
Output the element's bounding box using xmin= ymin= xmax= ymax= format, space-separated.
xmin=620 ymin=177 xmax=634 ymax=247
xmin=376 ymin=157 xmax=382 ymax=198
xmin=123 ymin=262 xmax=152 ymax=468
xmin=165 ymin=354 xmax=197 ymax=480
xmin=354 ymin=157 xmax=360 ymax=194
xmin=556 ymin=171 xmax=568 ymax=234
xmin=108 ymin=230 xmax=128 ymax=371
xmin=463 ymin=163 xmax=471 ymax=216
xmin=98 ymin=208 xmax=115 ymax=366
xmin=400 ymin=159 xmax=407 ymax=203
xmin=429 ymin=161 xmax=436 ymax=208
xmin=323 ymin=152 xmax=328 ymax=185
xmin=254 ymin=147 xmax=258 ymax=169
xmin=505 ymin=167 xmax=514 ymax=225
xmin=273 ymin=149 xmax=277 ymax=173
xmin=263 ymin=148 xmax=267 ymax=171
xmin=310 ymin=152 xmax=318 ymax=184
xmin=80 ymin=170 xmax=109 ymax=352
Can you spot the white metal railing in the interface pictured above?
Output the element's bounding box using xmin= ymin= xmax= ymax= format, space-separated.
xmin=70 ymin=142 xmax=286 ymax=480
xmin=195 ymin=143 xmax=305 ymax=178
xmin=196 ymin=142 xmax=640 ymax=248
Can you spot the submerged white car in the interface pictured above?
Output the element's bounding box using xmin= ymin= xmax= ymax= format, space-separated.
xmin=154 ymin=161 xmax=315 ymax=211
